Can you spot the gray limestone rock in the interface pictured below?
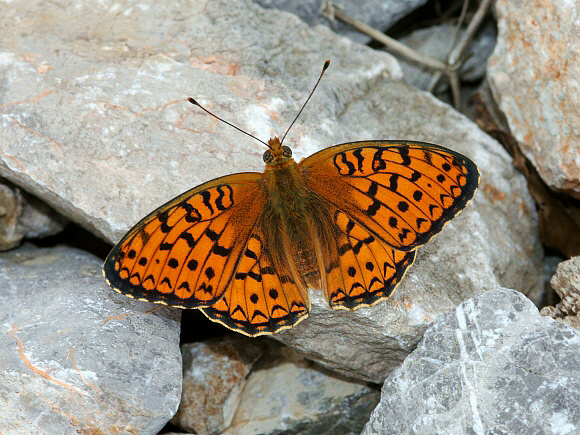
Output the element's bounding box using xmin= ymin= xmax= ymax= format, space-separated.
xmin=0 ymin=180 xmax=66 ymax=250
xmin=362 ymin=288 xmax=580 ymax=435
xmin=223 ymin=347 xmax=380 ymax=435
xmin=0 ymin=0 xmax=542 ymax=385
xmin=0 ymin=245 xmax=181 ymax=434
xmin=171 ymin=336 xmax=263 ymax=434
xmin=488 ymin=0 xmax=580 ymax=198
xmin=252 ymin=0 xmax=428 ymax=45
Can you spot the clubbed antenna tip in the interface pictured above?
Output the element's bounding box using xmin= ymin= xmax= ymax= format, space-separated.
xmin=280 ymin=60 xmax=330 ymax=145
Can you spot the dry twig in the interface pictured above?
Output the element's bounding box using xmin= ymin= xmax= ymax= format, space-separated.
xmin=320 ymin=0 xmax=494 ymax=110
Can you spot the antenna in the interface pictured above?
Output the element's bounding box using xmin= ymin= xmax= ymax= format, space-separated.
xmin=187 ymin=98 xmax=270 ymax=148
xmin=280 ymin=59 xmax=330 ymax=146
xmin=188 ymin=59 xmax=330 ymax=149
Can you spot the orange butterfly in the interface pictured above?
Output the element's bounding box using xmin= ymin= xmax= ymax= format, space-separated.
xmin=103 ymin=61 xmax=479 ymax=337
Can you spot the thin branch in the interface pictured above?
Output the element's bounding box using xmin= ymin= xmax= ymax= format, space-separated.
xmin=321 ymin=0 xmax=494 ymax=110
xmin=320 ymin=1 xmax=449 ymax=72
xmin=448 ymin=0 xmax=494 ymax=66
xmin=428 ymin=0 xmax=494 ymax=106
xmin=452 ymin=0 xmax=470 ymax=50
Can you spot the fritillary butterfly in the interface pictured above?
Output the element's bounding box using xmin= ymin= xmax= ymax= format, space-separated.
xmin=103 ymin=61 xmax=479 ymax=337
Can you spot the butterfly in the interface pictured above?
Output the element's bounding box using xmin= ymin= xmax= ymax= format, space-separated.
xmin=103 ymin=61 xmax=479 ymax=337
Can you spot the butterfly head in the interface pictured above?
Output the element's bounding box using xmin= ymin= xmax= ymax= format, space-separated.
xmin=263 ymin=137 xmax=293 ymax=165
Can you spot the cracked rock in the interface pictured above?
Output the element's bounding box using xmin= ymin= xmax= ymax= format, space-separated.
xmin=362 ymin=288 xmax=580 ymax=435
xmin=0 ymin=245 xmax=181 ymax=435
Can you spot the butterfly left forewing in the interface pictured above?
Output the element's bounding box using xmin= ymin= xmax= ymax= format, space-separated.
xmin=105 ymin=164 xmax=312 ymax=337
xmin=104 ymin=172 xmax=266 ymax=308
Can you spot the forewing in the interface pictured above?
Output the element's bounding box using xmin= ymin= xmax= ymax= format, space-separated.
xmin=103 ymin=172 xmax=266 ymax=308
xmin=301 ymin=140 xmax=479 ymax=251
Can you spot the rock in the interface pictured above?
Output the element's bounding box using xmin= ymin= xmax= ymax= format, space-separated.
xmin=0 ymin=0 xmax=543 ymax=384
xmin=0 ymin=245 xmax=181 ymax=435
xmin=0 ymin=180 xmax=66 ymax=250
xmin=223 ymin=346 xmax=380 ymax=435
xmin=171 ymin=335 xmax=263 ymax=434
xmin=541 ymin=256 xmax=580 ymax=329
xmin=362 ymin=288 xmax=580 ymax=435
xmin=488 ymin=0 xmax=580 ymax=198
xmin=252 ymin=0 xmax=428 ymax=45
xmin=398 ymin=20 xmax=497 ymax=92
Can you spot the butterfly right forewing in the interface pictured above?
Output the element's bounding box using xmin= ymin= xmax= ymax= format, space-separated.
xmin=301 ymin=140 xmax=478 ymax=309
xmin=302 ymin=140 xmax=479 ymax=251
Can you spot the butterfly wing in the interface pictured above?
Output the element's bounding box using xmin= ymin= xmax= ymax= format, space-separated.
xmin=104 ymin=172 xmax=265 ymax=308
xmin=103 ymin=171 xmax=310 ymax=335
xmin=316 ymin=203 xmax=417 ymax=309
xmin=301 ymin=140 xmax=479 ymax=309
xmin=200 ymin=219 xmax=310 ymax=337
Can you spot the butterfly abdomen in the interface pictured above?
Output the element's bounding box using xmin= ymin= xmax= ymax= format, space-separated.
xmin=262 ymin=159 xmax=323 ymax=287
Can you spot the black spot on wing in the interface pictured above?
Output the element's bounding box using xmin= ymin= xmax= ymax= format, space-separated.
xmin=215 ymin=185 xmax=234 ymax=210
xmin=410 ymin=170 xmax=421 ymax=182
xmin=372 ymin=148 xmax=387 ymax=172
xmin=205 ymin=228 xmax=219 ymax=241
xmin=159 ymin=242 xmax=173 ymax=251
xmin=334 ymin=152 xmax=356 ymax=176
xmin=180 ymin=232 xmax=197 ymax=248
xmin=368 ymin=181 xmax=379 ymax=197
xmin=200 ymin=190 xmax=214 ymax=214
xmin=353 ymin=148 xmax=365 ymax=172
xmin=388 ymin=174 xmax=399 ymax=192
xmin=365 ymin=199 xmax=381 ymax=217
xmin=168 ymin=258 xmax=178 ymax=269
xmin=212 ymin=244 xmax=232 ymax=256
xmin=158 ymin=211 xmax=172 ymax=233
xmin=245 ymin=248 xmax=258 ymax=260
xmin=398 ymin=145 xmax=411 ymax=166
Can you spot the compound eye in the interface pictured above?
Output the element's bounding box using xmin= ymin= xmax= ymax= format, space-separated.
xmin=263 ymin=150 xmax=273 ymax=163
xmin=282 ymin=146 xmax=292 ymax=158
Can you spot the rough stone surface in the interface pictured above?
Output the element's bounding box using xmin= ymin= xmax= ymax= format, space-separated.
xmin=0 ymin=180 xmax=66 ymax=250
xmin=398 ymin=20 xmax=497 ymax=91
xmin=0 ymin=245 xmax=182 ymax=435
xmin=253 ymin=0 xmax=428 ymax=45
xmin=0 ymin=0 xmax=542 ymax=384
xmin=362 ymin=288 xmax=580 ymax=435
xmin=488 ymin=0 xmax=580 ymax=198
xmin=223 ymin=347 xmax=380 ymax=435
xmin=171 ymin=335 xmax=263 ymax=434
xmin=541 ymin=256 xmax=580 ymax=329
